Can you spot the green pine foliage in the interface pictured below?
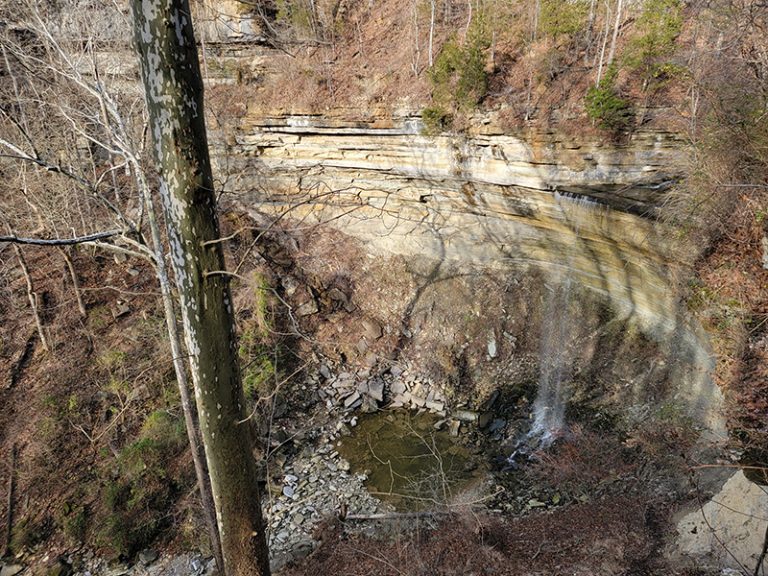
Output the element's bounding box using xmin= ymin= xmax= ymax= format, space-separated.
xmin=585 ymin=66 xmax=634 ymax=132
xmin=424 ymin=18 xmax=491 ymax=133
xmin=421 ymin=105 xmax=453 ymax=134
xmin=539 ymin=0 xmax=589 ymax=44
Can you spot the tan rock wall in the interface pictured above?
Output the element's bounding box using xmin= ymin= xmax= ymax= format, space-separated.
xmin=222 ymin=114 xmax=686 ymax=328
xmin=218 ymin=114 xmax=724 ymax=437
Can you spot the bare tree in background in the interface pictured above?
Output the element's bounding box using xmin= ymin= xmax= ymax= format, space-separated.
xmin=0 ymin=3 xmax=268 ymax=574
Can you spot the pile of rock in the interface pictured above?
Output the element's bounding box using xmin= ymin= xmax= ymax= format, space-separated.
xmin=388 ymin=375 xmax=447 ymax=414
xmin=319 ymin=370 xmax=385 ymax=413
xmin=305 ymin=361 xmax=511 ymax=441
xmin=313 ymin=364 xmax=449 ymax=416
xmin=65 ymin=551 xmax=215 ymax=576
xmin=264 ymin=442 xmax=384 ymax=572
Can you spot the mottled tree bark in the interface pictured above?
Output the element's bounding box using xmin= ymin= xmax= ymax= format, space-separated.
xmin=143 ymin=184 xmax=224 ymax=570
xmin=130 ymin=2 xmax=270 ymax=574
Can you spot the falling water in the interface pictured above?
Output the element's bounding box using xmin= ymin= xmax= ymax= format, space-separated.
xmin=527 ymin=192 xmax=603 ymax=447
xmin=529 ymin=276 xmax=573 ymax=444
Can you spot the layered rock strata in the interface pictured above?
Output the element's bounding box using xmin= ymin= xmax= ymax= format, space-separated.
xmin=219 ymin=113 xmax=722 ymax=434
xmin=224 ymin=114 xmax=687 ymax=328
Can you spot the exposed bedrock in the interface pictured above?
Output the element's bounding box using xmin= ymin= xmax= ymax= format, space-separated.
xmin=217 ymin=113 xmax=723 ymax=437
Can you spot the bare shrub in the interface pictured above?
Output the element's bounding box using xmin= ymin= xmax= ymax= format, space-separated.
xmin=526 ymin=424 xmax=638 ymax=499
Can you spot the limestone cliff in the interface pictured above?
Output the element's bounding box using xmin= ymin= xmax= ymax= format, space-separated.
xmin=221 ymin=113 xmax=688 ymax=331
xmin=216 ymin=112 xmax=722 ymax=437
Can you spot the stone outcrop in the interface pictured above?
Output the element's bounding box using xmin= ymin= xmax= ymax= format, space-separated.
xmin=674 ymin=471 xmax=768 ymax=572
xmin=218 ymin=112 xmax=723 ymax=437
xmin=222 ymin=113 xmax=688 ymax=331
xmin=231 ymin=113 xmax=686 ymax=212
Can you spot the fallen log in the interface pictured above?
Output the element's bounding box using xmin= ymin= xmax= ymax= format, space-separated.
xmin=8 ymin=334 xmax=35 ymax=389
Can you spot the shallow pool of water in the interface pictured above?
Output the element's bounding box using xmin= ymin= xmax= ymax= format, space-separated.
xmin=337 ymin=411 xmax=485 ymax=511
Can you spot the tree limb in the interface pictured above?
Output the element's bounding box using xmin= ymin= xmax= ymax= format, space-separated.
xmin=13 ymin=244 xmax=50 ymax=352
xmin=0 ymin=229 xmax=122 ymax=246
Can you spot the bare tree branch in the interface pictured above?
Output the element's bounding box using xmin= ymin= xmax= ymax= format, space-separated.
xmin=0 ymin=229 xmax=122 ymax=246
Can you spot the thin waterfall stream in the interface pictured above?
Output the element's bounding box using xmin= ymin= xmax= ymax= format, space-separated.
xmin=529 ymin=275 xmax=573 ymax=444
xmin=526 ymin=192 xmax=605 ymax=448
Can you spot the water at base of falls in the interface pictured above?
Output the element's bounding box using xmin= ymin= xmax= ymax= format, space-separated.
xmin=504 ymin=279 xmax=573 ymax=468
xmin=503 ymin=277 xmax=574 ymax=469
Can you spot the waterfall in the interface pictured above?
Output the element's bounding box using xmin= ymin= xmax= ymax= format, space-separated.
xmin=529 ymin=275 xmax=573 ymax=444
xmin=527 ymin=192 xmax=603 ymax=446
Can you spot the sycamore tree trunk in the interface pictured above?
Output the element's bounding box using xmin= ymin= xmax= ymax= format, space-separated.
xmin=130 ymin=2 xmax=271 ymax=574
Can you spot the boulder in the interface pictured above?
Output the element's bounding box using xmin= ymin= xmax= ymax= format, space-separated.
xmin=295 ymin=297 xmax=319 ymax=317
xmin=487 ymin=331 xmax=498 ymax=358
xmin=367 ymin=378 xmax=385 ymax=402
xmin=390 ymin=394 xmax=407 ymax=407
xmin=454 ymin=409 xmax=479 ymax=423
xmin=333 ymin=379 xmax=352 ymax=390
xmin=361 ymin=395 xmax=378 ymax=413
xmin=326 ymin=287 xmax=353 ymax=311
xmin=342 ymin=393 xmax=363 ymax=411
xmin=478 ymin=412 xmax=494 ymax=429
xmin=343 ymin=391 xmax=361 ymax=408
xmin=480 ymin=389 xmax=500 ymax=411
xmin=281 ymin=275 xmax=299 ymax=296
xmin=138 ymin=549 xmax=158 ymax=566
xmin=425 ymin=400 xmax=445 ymax=413
xmin=390 ymin=380 xmax=407 ymax=395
